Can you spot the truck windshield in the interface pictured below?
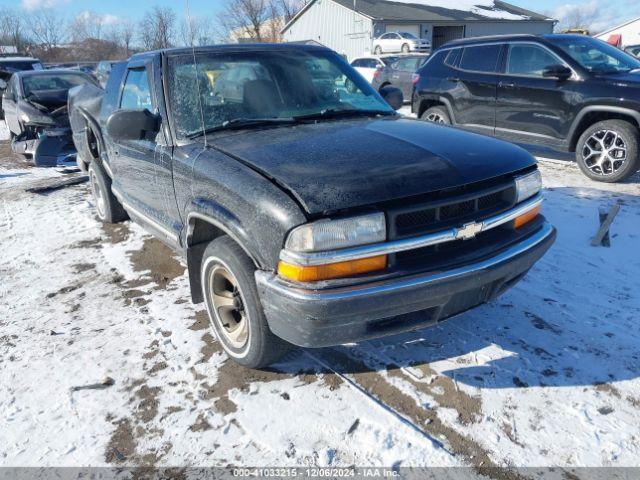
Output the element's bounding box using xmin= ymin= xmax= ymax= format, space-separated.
xmin=552 ymin=36 xmax=640 ymax=74
xmin=167 ymin=49 xmax=394 ymax=139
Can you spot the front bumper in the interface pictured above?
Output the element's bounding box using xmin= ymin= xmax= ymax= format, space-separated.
xmin=12 ymin=128 xmax=75 ymax=166
xmin=256 ymin=222 xmax=556 ymax=347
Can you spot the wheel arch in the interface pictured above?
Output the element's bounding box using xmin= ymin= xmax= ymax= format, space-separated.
xmin=569 ymin=106 xmax=640 ymax=152
xmin=186 ymin=209 xmax=264 ymax=304
xmin=416 ymin=96 xmax=455 ymax=122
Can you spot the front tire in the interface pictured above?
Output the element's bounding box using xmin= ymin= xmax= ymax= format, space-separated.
xmin=88 ymin=162 xmax=128 ymax=223
xmin=576 ymin=120 xmax=639 ymax=182
xmin=421 ymin=106 xmax=451 ymax=125
xmin=201 ymin=236 xmax=289 ymax=368
xmin=374 ymin=45 xmax=382 ymax=55
xmin=401 ymin=43 xmax=410 ymax=53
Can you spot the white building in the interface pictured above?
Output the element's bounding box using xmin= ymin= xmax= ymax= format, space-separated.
xmin=595 ymin=17 xmax=640 ymax=48
xmin=281 ymin=0 xmax=555 ymax=60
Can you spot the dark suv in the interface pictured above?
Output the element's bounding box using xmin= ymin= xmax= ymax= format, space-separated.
xmin=413 ymin=34 xmax=640 ymax=182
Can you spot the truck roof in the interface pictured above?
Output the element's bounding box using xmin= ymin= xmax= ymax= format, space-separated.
xmin=130 ymin=42 xmax=330 ymax=61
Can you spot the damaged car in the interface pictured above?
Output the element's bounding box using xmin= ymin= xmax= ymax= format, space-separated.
xmin=1 ymin=69 xmax=98 ymax=166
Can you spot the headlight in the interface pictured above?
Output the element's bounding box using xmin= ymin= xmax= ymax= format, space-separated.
xmin=285 ymin=212 xmax=386 ymax=252
xmin=515 ymin=170 xmax=541 ymax=203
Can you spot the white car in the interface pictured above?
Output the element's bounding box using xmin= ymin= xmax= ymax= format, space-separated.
xmin=373 ymin=32 xmax=431 ymax=55
xmin=350 ymin=54 xmax=403 ymax=83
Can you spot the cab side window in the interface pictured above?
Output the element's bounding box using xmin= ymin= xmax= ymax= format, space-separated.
xmin=120 ymin=68 xmax=153 ymax=110
xmin=506 ymin=44 xmax=563 ymax=77
xmin=459 ymin=45 xmax=502 ymax=73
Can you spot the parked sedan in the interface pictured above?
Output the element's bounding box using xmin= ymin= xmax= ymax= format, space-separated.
xmin=0 ymin=56 xmax=43 ymax=119
xmin=2 ymin=69 xmax=98 ymax=166
xmin=373 ymin=32 xmax=431 ymax=54
xmin=371 ymin=54 xmax=429 ymax=99
xmin=350 ymin=55 xmax=401 ymax=83
xmin=625 ymin=44 xmax=640 ymax=59
xmin=96 ymin=60 xmax=117 ymax=88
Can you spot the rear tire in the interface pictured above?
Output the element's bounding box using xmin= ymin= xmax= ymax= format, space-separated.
xmin=88 ymin=162 xmax=128 ymax=223
xmin=201 ymin=236 xmax=289 ymax=368
xmin=575 ymin=119 xmax=639 ymax=183
xmin=421 ymin=106 xmax=451 ymax=125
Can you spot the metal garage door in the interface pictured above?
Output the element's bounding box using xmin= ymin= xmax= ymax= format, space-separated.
xmin=386 ymin=24 xmax=421 ymax=37
xmin=432 ymin=25 xmax=465 ymax=49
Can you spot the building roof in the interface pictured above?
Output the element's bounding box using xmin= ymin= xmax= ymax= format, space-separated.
xmin=595 ymin=16 xmax=640 ymax=38
xmin=283 ymin=0 xmax=553 ymax=33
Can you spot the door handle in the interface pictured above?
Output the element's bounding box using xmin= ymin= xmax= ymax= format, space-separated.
xmin=447 ymin=77 xmax=460 ymax=83
xmin=499 ymin=81 xmax=516 ymax=88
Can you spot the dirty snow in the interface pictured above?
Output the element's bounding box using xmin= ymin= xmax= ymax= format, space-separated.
xmin=0 ymin=120 xmax=9 ymax=141
xmin=383 ymin=0 xmax=534 ymax=20
xmin=1 ymin=129 xmax=639 ymax=470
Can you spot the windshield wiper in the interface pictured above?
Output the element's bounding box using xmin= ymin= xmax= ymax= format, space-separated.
xmin=293 ymin=108 xmax=396 ymax=121
xmin=186 ymin=117 xmax=296 ymax=138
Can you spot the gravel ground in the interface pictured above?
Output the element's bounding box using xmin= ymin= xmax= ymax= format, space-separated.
xmin=1 ymin=130 xmax=639 ymax=474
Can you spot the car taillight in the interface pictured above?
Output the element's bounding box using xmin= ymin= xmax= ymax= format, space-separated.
xmin=412 ymin=73 xmax=420 ymax=85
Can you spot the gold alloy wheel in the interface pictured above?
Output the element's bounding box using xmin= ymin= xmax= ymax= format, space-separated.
xmin=208 ymin=264 xmax=249 ymax=349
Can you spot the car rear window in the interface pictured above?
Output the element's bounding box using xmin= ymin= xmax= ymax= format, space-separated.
xmin=459 ymin=45 xmax=502 ymax=72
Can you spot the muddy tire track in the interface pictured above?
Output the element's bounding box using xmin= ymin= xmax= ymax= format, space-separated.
xmin=311 ymin=348 xmax=525 ymax=480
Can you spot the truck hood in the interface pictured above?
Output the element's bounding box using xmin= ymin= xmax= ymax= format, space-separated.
xmin=210 ymin=117 xmax=536 ymax=214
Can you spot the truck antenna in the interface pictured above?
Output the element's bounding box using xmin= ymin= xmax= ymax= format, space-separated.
xmin=185 ymin=0 xmax=208 ymax=147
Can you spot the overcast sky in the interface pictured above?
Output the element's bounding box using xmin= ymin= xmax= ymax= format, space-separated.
xmin=3 ymin=0 xmax=639 ymax=35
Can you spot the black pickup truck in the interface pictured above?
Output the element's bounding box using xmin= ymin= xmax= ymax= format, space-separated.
xmin=68 ymin=44 xmax=555 ymax=368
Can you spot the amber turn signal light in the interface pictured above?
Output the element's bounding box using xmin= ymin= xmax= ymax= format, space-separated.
xmin=514 ymin=205 xmax=541 ymax=229
xmin=278 ymin=255 xmax=388 ymax=282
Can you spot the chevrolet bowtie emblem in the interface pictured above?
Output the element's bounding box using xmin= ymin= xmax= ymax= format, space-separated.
xmin=456 ymin=221 xmax=483 ymax=240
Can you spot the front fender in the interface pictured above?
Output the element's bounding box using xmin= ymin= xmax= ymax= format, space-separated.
xmin=183 ymin=147 xmax=308 ymax=302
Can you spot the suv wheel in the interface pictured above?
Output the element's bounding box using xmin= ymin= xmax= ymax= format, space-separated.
xmin=201 ymin=236 xmax=289 ymax=368
xmin=374 ymin=46 xmax=382 ymax=55
xmin=421 ymin=106 xmax=451 ymax=125
xmin=88 ymin=162 xmax=128 ymax=223
xmin=401 ymin=43 xmax=410 ymax=53
xmin=576 ymin=120 xmax=639 ymax=182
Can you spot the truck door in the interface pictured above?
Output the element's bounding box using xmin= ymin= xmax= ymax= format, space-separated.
xmin=109 ymin=61 xmax=168 ymax=232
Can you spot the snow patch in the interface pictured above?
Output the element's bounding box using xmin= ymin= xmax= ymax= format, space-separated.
xmin=382 ymin=0 xmax=532 ymax=20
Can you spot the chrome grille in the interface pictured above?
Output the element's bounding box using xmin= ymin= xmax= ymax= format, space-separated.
xmin=389 ymin=182 xmax=516 ymax=239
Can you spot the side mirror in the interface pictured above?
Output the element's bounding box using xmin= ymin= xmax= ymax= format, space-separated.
xmin=106 ymin=109 xmax=160 ymax=141
xmin=542 ymin=64 xmax=572 ymax=81
xmin=379 ymin=85 xmax=403 ymax=110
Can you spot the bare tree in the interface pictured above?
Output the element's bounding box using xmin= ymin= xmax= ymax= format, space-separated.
xmin=139 ymin=6 xmax=176 ymax=50
xmin=69 ymin=11 xmax=104 ymax=44
xmin=118 ymin=18 xmax=136 ymax=56
xmin=0 ymin=8 xmax=30 ymax=53
xmin=218 ymin=0 xmax=271 ymax=42
xmin=180 ymin=15 xmax=219 ymax=47
xmin=31 ymin=9 xmax=67 ymax=52
xmin=273 ymin=0 xmax=304 ymax=23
